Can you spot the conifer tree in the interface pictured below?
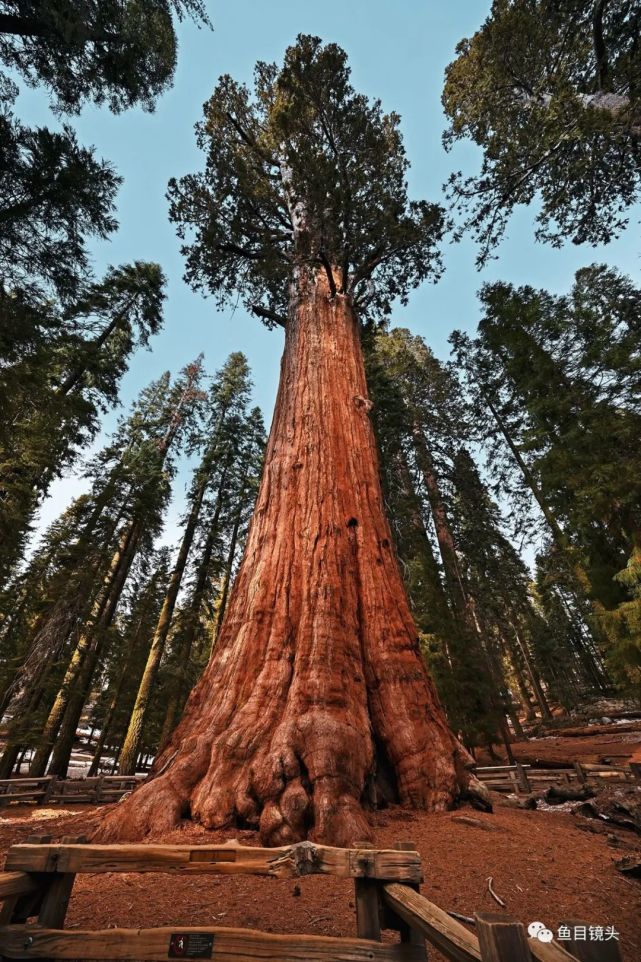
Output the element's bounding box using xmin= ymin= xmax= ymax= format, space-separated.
xmin=0 ymin=88 xmax=120 ymax=303
xmin=87 ymin=548 xmax=172 ymax=776
xmin=98 ymin=35 xmax=484 ymax=847
xmin=36 ymin=359 xmax=204 ymax=777
xmin=443 ymin=1 xmax=641 ymax=263
xmin=0 ymin=261 xmax=166 ymax=585
xmin=451 ymin=267 xmax=640 ymax=686
xmin=0 ymin=1 xmax=211 ymax=113
xmin=155 ymin=407 xmax=266 ymax=754
xmin=0 ymin=362 xmax=201 ymax=777
xmin=118 ymin=353 xmax=253 ymax=774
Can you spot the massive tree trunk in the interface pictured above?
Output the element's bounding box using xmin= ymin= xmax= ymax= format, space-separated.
xmin=96 ymin=271 xmax=476 ymax=847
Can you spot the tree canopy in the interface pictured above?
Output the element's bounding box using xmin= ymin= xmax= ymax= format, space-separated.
xmin=443 ymin=0 xmax=641 ymax=262
xmin=0 ymin=98 xmax=120 ymax=302
xmin=168 ymin=34 xmax=445 ymax=325
xmin=0 ymin=0 xmax=211 ymax=113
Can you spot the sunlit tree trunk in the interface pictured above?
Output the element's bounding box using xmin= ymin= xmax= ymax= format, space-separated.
xmin=96 ymin=271 xmax=478 ymax=846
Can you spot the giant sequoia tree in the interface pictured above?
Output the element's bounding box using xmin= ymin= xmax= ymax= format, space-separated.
xmin=97 ymin=35 xmax=483 ymax=847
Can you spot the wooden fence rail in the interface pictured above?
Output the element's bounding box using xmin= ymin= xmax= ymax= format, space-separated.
xmin=0 ymin=838 xmax=623 ymax=962
xmin=0 ymin=775 xmax=143 ymax=806
xmin=474 ymin=762 xmax=640 ymax=796
xmin=0 ymin=762 xmax=636 ymax=808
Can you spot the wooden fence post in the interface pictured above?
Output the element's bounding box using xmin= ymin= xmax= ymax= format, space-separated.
xmin=475 ymin=913 xmax=531 ymax=962
xmin=41 ymin=776 xmax=58 ymax=805
xmin=37 ymin=834 xmax=86 ymax=929
xmin=94 ymin=775 xmax=106 ymax=804
xmin=393 ymin=841 xmax=427 ymax=959
xmin=0 ymin=834 xmax=52 ymax=926
xmin=515 ymin=763 xmax=531 ymax=794
xmin=352 ymin=841 xmax=381 ymax=942
xmin=573 ymin=762 xmax=587 ymax=785
xmin=561 ymin=919 xmax=623 ymax=962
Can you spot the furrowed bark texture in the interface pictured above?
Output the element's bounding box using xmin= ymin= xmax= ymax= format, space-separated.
xmin=96 ymin=271 xmax=472 ymax=846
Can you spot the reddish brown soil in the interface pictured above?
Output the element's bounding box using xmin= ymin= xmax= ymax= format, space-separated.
xmin=477 ymin=722 xmax=641 ymax=768
xmin=0 ymin=801 xmax=639 ymax=961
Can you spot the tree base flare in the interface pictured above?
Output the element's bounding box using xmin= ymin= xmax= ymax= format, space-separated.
xmin=94 ymin=272 xmax=476 ymax=846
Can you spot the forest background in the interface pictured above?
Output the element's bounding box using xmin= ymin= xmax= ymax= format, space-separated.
xmin=19 ymin=0 xmax=640 ymax=550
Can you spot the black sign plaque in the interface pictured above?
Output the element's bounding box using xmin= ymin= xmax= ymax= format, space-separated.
xmin=167 ymin=933 xmax=214 ymax=958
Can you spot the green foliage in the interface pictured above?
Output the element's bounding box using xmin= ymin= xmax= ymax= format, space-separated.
xmin=0 ymin=102 xmax=120 ymax=301
xmin=452 ymin=265 xmax=641 ymax=607
xmin=168 ymin=34 xmax=444 ymax=325
xmin=443 ymin=1 xmax=641 ymax=261
xmin=0 ymin=0 xmax=211 ymax=113
xmin=532 ymin=545 xmax=610 ymax=706
xmin=0 ymin=262 xmax=166 ymax=586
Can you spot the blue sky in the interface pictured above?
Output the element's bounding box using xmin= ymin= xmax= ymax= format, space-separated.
xmin=19 ymin=0 xmax=641 ymax=550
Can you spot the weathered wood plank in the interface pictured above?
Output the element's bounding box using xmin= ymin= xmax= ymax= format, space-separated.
xmin=560 ymin=920 xmax=623 ymax=962
xmin=475 ymin=913 xmax=531 ymax=962
xmin=383 ymin=882 xmax=481 ymax=962
xmin=0 ymin=792 xmax=47 ymax=802
xmin=5 ymin=841 xmax=422 ymax=882
xmin=528 ymin=945 xmax=583 ymax=962
xmin=0 ymin=780 xmax=52 ymax=788
xmin=475 ymin=766 xmax=531 ymax=774
xmin=0 ymin=924 xmax=426 ymax=960
xmin=0 ymin=874 xmax=39 ymax=901
xmin=383 ymin=885 xmax=580 ymax=962
xmin=37 ymin=835 xmax=85 ymax=929
xmin=353 ymin=841 xmax=381 ymax=942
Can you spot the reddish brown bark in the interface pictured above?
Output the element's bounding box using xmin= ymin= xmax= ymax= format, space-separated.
xmin=96 ymin=271 xmax=476 ymax=847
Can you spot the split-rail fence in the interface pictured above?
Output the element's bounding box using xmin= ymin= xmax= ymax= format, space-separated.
xmin=0 ymin=837 xmax=624 ymax=962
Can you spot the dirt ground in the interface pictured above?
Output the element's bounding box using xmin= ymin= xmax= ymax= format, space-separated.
xmin=477 ymin=721 xmax=641 ymax=768
xmin=0 ymin=797 xmax=639 ymax=962
xmin=0 ymin=724 xmax=639 ymax=959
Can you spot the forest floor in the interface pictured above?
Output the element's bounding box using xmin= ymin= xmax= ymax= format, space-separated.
xmin=477 ymin=716 xmax=641 ymax=768
xmin=0 ymin=719 xmax=639 ymax=960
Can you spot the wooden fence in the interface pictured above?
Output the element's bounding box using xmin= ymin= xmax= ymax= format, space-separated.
xmin=0 ymin=762 xmax=638 ymax=808
xmin=0 ymin=775 xmax=143 ymax=806
xmin=0 ymin=838 xmax=622 ymax=962
xmin=474 ymin=762 xmax=641 ymax=796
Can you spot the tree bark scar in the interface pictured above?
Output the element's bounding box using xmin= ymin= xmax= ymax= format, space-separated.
xmin=93 ymin=268 xmax=472 ymax=847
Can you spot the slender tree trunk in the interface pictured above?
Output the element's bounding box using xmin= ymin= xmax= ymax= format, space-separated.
xmin=95 ymin=270 xmax=477 ymax=846
xmin=211 ymin=474 xmax=248 ymax=649
xmin=412 ymin=429 xmax=470 ymax=618
xmin=158 ymin=473 xmax=231 ymax=752
xmin=87 ymin=656 xmax=136 ymax=777
xmin=29 ymin=523 xmax=136 ymax=776
xmin=118 ymin=483 xmax=208 ymax=774
xmin=483 ymin=391 xmax=594 ymax=597
xmin=509 ymin=624 xmax=552 ymax=718
xmin=47 ymin=525 xmax=139 ymax=777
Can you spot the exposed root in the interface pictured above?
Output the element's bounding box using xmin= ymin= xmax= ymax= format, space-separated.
xmin=92 ymin=776 xmax=184 ymax=842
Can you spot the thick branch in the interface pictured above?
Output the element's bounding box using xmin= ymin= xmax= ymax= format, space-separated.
xmin=216 ymin=242 xmax=263 ymax=261
xmin=250 ymin=304 xmax=287 ymax=328
xmin=0 ymin=13 xmax=113 ymax=43
xmin=318 ymin=253 xmax=337 ymax=297
xmin=0 ymin=14 xmax=51 ymax=36
xmin=225 ymin=111 xmax=278 ymax=170
xmin=593 ymin=0 xmax=610 ymax=91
